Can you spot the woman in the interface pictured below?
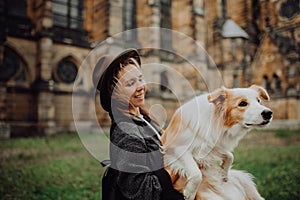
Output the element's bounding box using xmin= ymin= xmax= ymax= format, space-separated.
xmin=93 ymin=49 xmax=184 ymax=200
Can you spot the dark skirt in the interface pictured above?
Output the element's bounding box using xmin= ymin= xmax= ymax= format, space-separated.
xmin=102 ymin=167 xmax=125 ymax=200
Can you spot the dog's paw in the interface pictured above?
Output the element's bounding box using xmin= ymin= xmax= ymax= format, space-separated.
xmin=183 ymin=186 xmax=197 ymax=200
xmin=183 ymin=190 xmax=197 ymax=200
xmin=183 ymin=182 xmax=199 ymax=200
xmin=220 ymin=170 xmax=229 ymax=182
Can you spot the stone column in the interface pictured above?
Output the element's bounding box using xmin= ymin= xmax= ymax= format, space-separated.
xmin=35 ymin=0 xmax=56 ymax=135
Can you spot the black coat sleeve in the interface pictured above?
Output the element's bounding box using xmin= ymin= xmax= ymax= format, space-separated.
xmin=110 ymin=122 xmax=162 ymax=200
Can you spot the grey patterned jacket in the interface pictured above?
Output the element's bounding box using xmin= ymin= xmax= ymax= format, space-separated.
xmin=103 ymin=114 xmax=184 ymax=200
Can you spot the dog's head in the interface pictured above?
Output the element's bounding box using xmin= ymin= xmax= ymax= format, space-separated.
xmin=208 ymin=85 xmax=273 ymax=129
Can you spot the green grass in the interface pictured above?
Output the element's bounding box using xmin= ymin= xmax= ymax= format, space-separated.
xmin=274 ymin=129 xmax=299 ymax=138
xmin=234 ymin=130 xmax=300 ymax=200
xmin=234 ymin=145 xmax=300 ymax=200
xmin=0 ymin=133 xmax=105 ymax=200
xmin=0 ymin=130 xmax=299 ymax=200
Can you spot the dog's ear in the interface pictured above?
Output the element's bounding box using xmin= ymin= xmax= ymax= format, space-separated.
xmin=250 ymin=85 xmax=270 ymax=101
xmin=208 ymin=86 xmax=227 ymax=104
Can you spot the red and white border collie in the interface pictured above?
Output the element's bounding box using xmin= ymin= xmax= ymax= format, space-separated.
xmin=162 ymin=85 xmax=272 ymax=200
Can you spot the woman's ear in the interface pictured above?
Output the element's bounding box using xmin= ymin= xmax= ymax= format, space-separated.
xmin=250 ymin=85 xmax=270 ymax=101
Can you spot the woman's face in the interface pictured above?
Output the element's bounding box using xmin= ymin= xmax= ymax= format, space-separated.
xmin=115 ymin=64 xmax=147 ymax=113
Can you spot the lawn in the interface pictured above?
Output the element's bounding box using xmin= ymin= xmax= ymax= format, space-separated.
xmin=0 ymin=133 xmax=105 ymax=200
xmin=0 ymin=130 xmax=299 ymax=200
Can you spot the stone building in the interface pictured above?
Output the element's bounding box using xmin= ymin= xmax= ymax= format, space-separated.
xmin=0 ymin=0 xmax=299 ymax=136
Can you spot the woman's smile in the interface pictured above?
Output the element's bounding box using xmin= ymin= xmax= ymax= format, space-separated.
xmin=134 ymin=91 xmax=145 ymax=100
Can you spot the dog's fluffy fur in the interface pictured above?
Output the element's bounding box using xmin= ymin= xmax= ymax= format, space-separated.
xmin=162 ymin=85 xmax=272 ymax=200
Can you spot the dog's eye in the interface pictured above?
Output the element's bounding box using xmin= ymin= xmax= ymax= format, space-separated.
xmin=257 ymin=98 xmax=261 ymax=103
xmin=238 ymin=101 xmax=248 ymax=107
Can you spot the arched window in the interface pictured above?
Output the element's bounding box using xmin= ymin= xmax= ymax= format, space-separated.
xmin=160 ymin=70 xmax=171 ymax=92
xmin=263 ymin=75 xmax=271 ymax=91
xmin=53 ymin=58 xmax=78 ymax=84
xmin=233 ymin=74 xmax=238 ymax=88
xmin=279 ymin=0 xmax=300 ymax=20
xmin=0 ymin=47 xmax=26 ymax=82
xmin=272 ymin=74 xmax=281 ymax=96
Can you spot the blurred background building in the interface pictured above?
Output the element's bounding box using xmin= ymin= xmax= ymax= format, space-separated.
xmin=0 ymin=0 xmax=299 ymax=137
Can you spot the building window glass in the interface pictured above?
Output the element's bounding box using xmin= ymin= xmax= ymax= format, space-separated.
xmin=5 ymin=0 xmax=27 ymax=17
xmin=1 ymin=0 xmax=33 ymax=39
xmin=160 ymin=0 xmax=172 ymax=50
xmin=123 ymin=0 xmax=137 ymax=41
xmin=52 ymin=0 xmax=84 ymax=29
xmin=160 ymin=70 xmax=171 ymax=92
xmin=263 ymin=75 xmax=271 ymax=92
xmin=272 ymin=74 xmax=281 ymax=96
xmin=233 ymin=74 xmax=238 ymax=88
xmin=221 ymin=0 xmax=227 ymax=19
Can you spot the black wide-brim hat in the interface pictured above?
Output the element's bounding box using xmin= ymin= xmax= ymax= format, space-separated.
xmin=93 ymin=48 xmax=141 ymax=112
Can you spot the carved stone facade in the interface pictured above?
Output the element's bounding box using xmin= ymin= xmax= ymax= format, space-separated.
xmin=0 ymin=0 xmax=299 ymax=136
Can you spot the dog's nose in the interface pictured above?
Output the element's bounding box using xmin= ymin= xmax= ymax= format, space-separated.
xmin=261 ymin=110 xmax=273 ymax=120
